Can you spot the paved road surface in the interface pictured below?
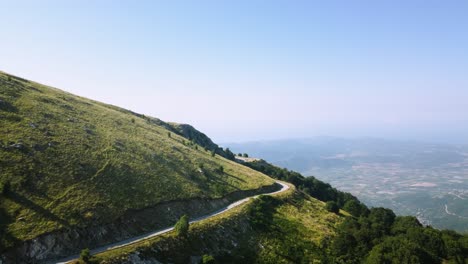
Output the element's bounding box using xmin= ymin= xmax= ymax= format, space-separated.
xmin=54 ymin=181 xmax=289 ymax=264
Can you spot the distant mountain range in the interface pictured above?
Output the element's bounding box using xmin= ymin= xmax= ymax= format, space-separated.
xmin=225 ymin=137 xmax=468 ymax=233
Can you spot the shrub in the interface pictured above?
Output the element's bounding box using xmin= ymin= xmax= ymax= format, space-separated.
xmin=325 ymin=201 xmax=339 ymax=214
xmin=80 ymin=248 xmax=91 ymax=263
xmin=201 ymin=254 xmax=215 ymax=264
xmin=1 ymin=181 xmax=11 ymax=196
xmin=174 ymin=215 xmax=189 ymax=237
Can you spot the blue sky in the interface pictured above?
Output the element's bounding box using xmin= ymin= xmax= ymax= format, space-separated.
xmin=1 ymin=1 xmax=468 ymax=143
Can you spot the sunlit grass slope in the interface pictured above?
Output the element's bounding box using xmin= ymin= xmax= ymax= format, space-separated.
xmin=0 ymin=72 xmax=274 ymax=247
xmin=97 ymin=188 xmax=343 ymax=264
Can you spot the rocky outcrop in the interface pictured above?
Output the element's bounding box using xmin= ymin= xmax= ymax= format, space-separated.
xmin=1 ymin=183 xmax=279 ymax=263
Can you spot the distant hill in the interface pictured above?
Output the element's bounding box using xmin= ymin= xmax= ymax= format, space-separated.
xmin=0 ymin=71 xmax=275 ymax=261
xmin=226 ymin=137 xmax=468 ymax=233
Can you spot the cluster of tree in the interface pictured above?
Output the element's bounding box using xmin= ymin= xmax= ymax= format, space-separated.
xmin=328 ymin=210 xmax=468 ymax=263
xmin=243 ymin=160 xmax=364 ymax=211
xmin=243 ymin=160 xmax=468 ymax=263
xmin=248 ymin=195 xmax=278 ymax=231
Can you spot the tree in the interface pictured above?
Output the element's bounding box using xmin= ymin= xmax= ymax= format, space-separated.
xmin=368 ymin=207 xmax=396 ymax=236
xmin=325 ymin=201 xmax=339 ymax=214
xmin=174 ymin=215 xmax=189 ymax=237
xmin=364 ymin=236 xmax=437 ymax=264
xmin=1 ymin=181 xmax=11 ymax=196
xmin=224 ymin=148 xmax=235 ymax=160
xmin=391 ymin=216 xmax=422 ymax=235
xmin=80 ymin=248 xmax=91 ymax=263
xmin=201 ymin=254 xmax=215 ymax=264
xmin=343 ymin=200 xmax=365 ymax=217
xmin=243 ymin=153 xmax=249 ymax=157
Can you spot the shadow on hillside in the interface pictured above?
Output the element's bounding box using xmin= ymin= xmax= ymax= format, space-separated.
xmin=0 ymin=207 xmax=19 ymax=252
xmin=206 ymin=172 xmax=242 ymax=191
xmin=224 ymin=172 xmax=247 ymax=183
xmin=8 ymin=193 xmax=70 ymax=227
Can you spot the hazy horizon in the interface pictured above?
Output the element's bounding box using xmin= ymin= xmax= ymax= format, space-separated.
xmin=2 ymin=1 xmax=468 ymax=144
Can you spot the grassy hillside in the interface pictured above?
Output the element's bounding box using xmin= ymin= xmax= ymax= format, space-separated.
xmin=96 ymin=161 xmax=468 ymax=264
xmin=94 ymin=186 xmax=344 ymax=264
xmin=0 ymin=71 xmax=274 ymax=250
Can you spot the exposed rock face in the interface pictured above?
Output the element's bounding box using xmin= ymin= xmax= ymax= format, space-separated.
xmin=1 ymin=184 xmax=279 ymax=263
xmin=101 ymin=197 xmax=259 ymax=264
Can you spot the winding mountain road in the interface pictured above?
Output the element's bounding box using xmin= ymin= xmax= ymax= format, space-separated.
xmin=54 ymin=181 xmax=290 ymax=264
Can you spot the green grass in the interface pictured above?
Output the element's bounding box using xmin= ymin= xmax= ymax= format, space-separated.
xmin=0 ymin=71 xmax=274 ymax=248
xmin=96 ymin=186 xmax=344 ymax=264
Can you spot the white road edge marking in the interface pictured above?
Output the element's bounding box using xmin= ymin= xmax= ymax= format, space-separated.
xmin=53 ymin=181 xmax=289 ymax=264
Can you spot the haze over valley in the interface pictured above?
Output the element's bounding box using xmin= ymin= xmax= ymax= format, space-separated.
xmin=226 ymin=137 xmax=468 ymax=233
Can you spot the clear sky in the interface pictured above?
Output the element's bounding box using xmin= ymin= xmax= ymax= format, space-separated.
xmin=1 ymin=1 xmax=468 ymax=143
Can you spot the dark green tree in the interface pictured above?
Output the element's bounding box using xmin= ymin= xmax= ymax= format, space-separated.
xmin=1 ymin=181 xmax=11 ymax=196
xmin=80 ymin=248 xmax=91 ymax=263
xmin=391 ymin=216 xmax=422 ymax=235
xmin=368 ymin=207 xmax=396 ymax=236
xmin=243 ymin=153 xmax=249 ymax=157
xmin=224 ymin=148 xmax=235 ymax=160
xmin=365 ymin=236 xmax=437 ymax=264
xmin=325 ymin=201 xmax=339 ymax=214
xmin=343 ymin=200 xmax=363 ymax=217
xmin=174 ymin=215 xmax=189 ymax=237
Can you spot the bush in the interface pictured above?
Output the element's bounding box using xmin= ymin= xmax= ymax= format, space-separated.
xmin=325 ymin=201 xmax=339 ymax=214
xmin=80 ymin=248 xmax=91 ymax=263
xmin=201 ymin=254 xmax=215 ymax=264
xmin=1 ymin=181 xmax=11 ymax=196
xmin=174 ymin=215 xmax=189 ymax=237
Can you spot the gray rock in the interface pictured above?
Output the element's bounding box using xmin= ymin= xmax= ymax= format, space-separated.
xmin=10 ymin=143 xmax=25 ymax=149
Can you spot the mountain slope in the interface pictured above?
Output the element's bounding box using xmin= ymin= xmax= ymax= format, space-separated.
xmin=0 ymin=72 xmax=275 ymax=259
xmin=96 ymin=186 xmax=344 ymax=264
